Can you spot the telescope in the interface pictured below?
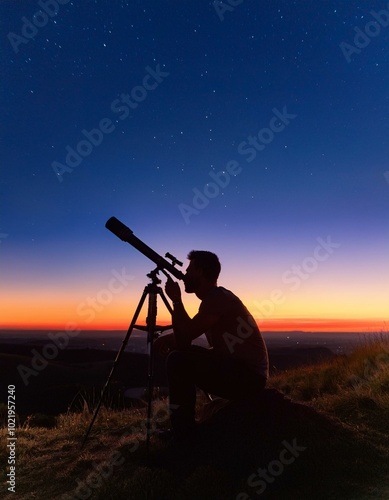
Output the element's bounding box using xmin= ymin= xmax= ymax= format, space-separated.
xmin=83 ymin=216 xmax=183 ymax=451
xmin=105 ymin=216 xmax=185 ymax=281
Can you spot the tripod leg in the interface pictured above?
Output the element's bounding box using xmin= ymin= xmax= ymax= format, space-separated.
xmin=146 ymin=290 xmax=157 ymax=458
xmin=145 ymin=288 xmax=172 ymax=458
xmin=158 ymin=288 xmax=173 ymax=316
xmin=81 ymin=288 xmax=149 ymax=449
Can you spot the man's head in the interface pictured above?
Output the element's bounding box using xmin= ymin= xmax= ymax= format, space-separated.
xmin=184 ymin=250 xmax=221 ymax=294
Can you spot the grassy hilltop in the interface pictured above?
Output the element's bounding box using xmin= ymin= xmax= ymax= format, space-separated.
xmin=1 ymin=337 xmax=389 ymax=500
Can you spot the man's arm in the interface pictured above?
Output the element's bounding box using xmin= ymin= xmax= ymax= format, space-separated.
xmin=172 ymin=302 xmax=219 ymax=349
xmin=165 ymin=276 xmax=219 ymax=350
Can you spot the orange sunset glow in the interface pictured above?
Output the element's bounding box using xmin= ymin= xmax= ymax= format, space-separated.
xmin=1 ymin=288 xmax=386 ymax=334
xmin=1 ymin=255 xmax=388 ymax=334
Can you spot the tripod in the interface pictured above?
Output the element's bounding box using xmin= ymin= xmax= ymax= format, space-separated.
xmin=81 ymin=267 xmax=173 ymax=452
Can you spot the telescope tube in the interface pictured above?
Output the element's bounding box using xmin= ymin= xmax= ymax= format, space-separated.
xmin=105 ymin=217 xmax=185 ymax=281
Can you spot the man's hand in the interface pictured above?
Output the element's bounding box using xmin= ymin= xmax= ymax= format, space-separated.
xmin=165 ymin=276 xmax=181 ymax=303
xmin=154 ymin=333 xmax=177 ymax=355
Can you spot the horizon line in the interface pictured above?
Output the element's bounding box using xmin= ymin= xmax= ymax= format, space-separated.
xmin=0 ymin=318 xmax=387 ymax=334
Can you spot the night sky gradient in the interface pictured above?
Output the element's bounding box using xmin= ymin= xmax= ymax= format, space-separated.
xmin=1 ymin=1 xmax=388 ymax=331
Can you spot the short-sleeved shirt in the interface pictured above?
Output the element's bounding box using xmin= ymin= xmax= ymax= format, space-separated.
xmin=199 ymin=286 xmax=269 ymax=379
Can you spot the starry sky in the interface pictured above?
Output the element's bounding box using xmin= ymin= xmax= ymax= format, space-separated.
xmin=1 ymin=1 xmax=388 ymax=332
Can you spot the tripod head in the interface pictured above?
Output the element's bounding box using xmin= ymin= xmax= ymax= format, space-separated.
xmin=147 ymin=267 xmax=162 ymax=283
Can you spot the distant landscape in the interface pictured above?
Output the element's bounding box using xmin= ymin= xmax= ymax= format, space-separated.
xmin=0 ymin=328 xmax=370 ymax=353
xmin=0 ymin=329 xmax=376 ymax=419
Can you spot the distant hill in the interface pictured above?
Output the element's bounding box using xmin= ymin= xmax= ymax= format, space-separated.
xmin=1 ymin=342 xmax=334 ymax=418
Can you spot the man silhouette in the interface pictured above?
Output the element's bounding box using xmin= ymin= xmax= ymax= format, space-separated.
xmin=154 ymin=250 xmax=269 ymax=440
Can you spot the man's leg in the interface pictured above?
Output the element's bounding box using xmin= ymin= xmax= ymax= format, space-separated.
xmin=194 ymin=355 xmax=267 ymax=401
xmin=166 ymin=346 xmax=266 ymax=435
xmin=166 ymin=346 xmax=215 ymax=436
